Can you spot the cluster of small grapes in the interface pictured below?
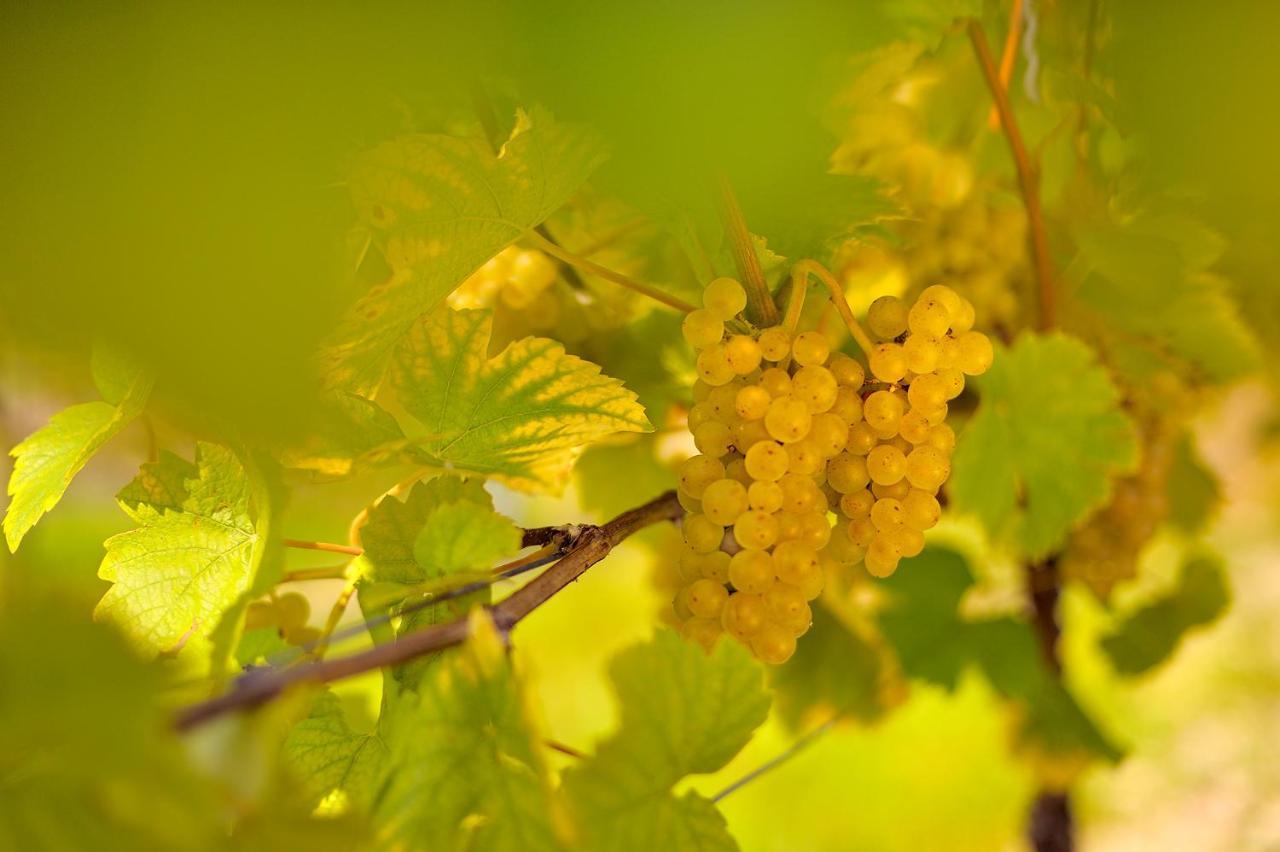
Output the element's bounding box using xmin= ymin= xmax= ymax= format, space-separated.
xmin=449 ymin=245 xmax=561 ymax=328
xmin=246 ymin=592 xmax=320 ymax=647
xmin=672 ymin=277 xmax=993 ymax=664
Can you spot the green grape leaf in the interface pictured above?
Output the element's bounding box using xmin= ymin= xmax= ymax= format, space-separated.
xmin=564 ymin=630 xmax=769 ymax=852
xmin=283 ymin=690 xmax=389 ymax=812
xmin=1167 ymin=432 xmax=1222 ymax=534
xmin=321 ymin=107 xmax=608 ymax=393
xmin=949 ymin=333 xmax=1139 ymax=559
xmin=771 ymin=601 xmax=891 ymax=729
xmin=96 ymin=443 xmax=263 ymax=660
xmin=390 ymin=307 xmax=652 ymax=492
xmin=413 ymin=500 xmax=521 ymax=576
xmin=1075 ymin=215 xmax=1258 ymax=383
xmin=0 ymin=590 xmax=220 ymax=850
xmin=373 ymin=614 xmax=568 ymax=851
xmin=1101 ymin=556 xmax=1230 ymax=676
xmin=359 ymin=475 xmax=501 ymax=585
xmin=116 ymin=450 xmax=197 ymax=522
xmin=4 ymin=367 xmax=152 ymax=551
xmin=278 ymin=391 xmax=408 ymax=478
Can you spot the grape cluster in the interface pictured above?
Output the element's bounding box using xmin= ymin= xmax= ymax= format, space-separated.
xmin=449 ymin=245 xmax=562 ymax=329
xmin=246 ymin=592 xmax=321 ymax=646
xmin=672 ymin=277 xmax=993 ymax=664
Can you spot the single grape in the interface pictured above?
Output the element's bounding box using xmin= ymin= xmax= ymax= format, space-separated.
xmin=276 ymin=592 xmax=311 ymax=629
xmin=926 ymin=423 xmax=956 ymax=455
xmin=284 ymin=625 xmax=323 ymax=647
xmin=905 ymin=445 xmax=950 ymax=492
xmin=869 ymin=343 xmax=908 ymax=383
xmin=686 ymin=578 xmax=730 ymax=619
xmin=885 ymin=524 xmax=925 ymax=558
xmin=733 ymin=510 xmax=779 ymax=550
xmin=707 ymin=383 xmax=743 ymax=421
xmin=699 ymin=550 xmax=732 ymax=583
xmin=899 ymin=409 xmax=933 ymax=444
xmin=751 ymin=623 xmax=798 ymax=664
xmin=792 ymin=331 xmax=830 ymax=367
xmin=759 ymin=366 xmax=793 ymax=398
xmin=907 ymin=373 xmax=948 ymax=412
xmin=764 ymin=584 xmax=811 ymax=635
xmin=758 ymin=327 xmax=792 ymax=361
xmin=791 ymin=366 xmax=838 ymax=413
xmin=693 ymin=420 xmax=734 ymax=458
xmin=903 ymin=334 xmax=941 ymax=374
xmin=828 ymin=353 xmax=866 ymax=387
xmin=867 ymin=444 xmax=907 ymax=486
xmin=870 ymin=497 xmax=906 ymax=531
xmin=784 ymin=440 xmax=822 ymax=477
xmin=691 ymin=380 xmax=713 ymax=403
xmin=679 ymin=617 xmax=723 ymax=652
xmin=724 ymin=457 xmax=753 ymax=487
xmin=846 ymin=422 xmax=878 ymax=455
xmin=778 ymin=474 xmax=821 ymax=514
xmin=829 ymin=386 xmax=864 ymax=424
xmin=747 ymin=480 xmax=785 ymax=513
xmin=722 ymin=592 xmax=769 ymax=641
xmin=696 ymin=345 xmax=736 ymax=386
xmin=937 ymin=367 xmax=965 ymax=400
xmin=840 ymin=489 xmax=875 ymax=518
xmin=863 ymin=534 xmax=902 ymax=577
xmin=678 ymin=454 xmax=725 ymax=498
xmin=956 ymin=330 xmax=994 ymax=375
xmin=701 ymin=478 xmax=749 ymax=525
xmin=871 ymin=477 xmax=911 ymax=501
xmin=823 ymin=524 xmax=867 ymax=565
xmin=847 ymin=517 xmax=877 ymax=548
xmin=735 ymin=384 xmax=771 ymax=420
xmin=744 ymin=441 xmax=788 ymax=481
xmin=826 ymin=452 xmax=871 ymax=493
xmin=676 ymin=490 xmax=702 ymax=514
xmin=902 ymin=489 xmax=941 ymax=530
xmin=796 ymin=511 xmax=832 ymax=551
xmin=683 ymin=513 xmax=725 ymax=553
xmin=908 ymin=297 xmax=951 ymax=338
xmin=867 ymin=295 xmax=909 ymax=340
xmin=729 ymin=549 xmax=775 ymax=594
xmin=809 ymin=412 xmax=849 ymax=458
xmin=732 ymin=418 xmax=770 ymax=453
xmin=919 ymin=284 xmax=962 ymax=318
xmin=686 ymin=402 xmax=716 ymax=432
xmin=724 ymin=334 xmax=763 ymax=375
xmin=764 ymin=396 xmax=813 ymax=443
xmin=704 ymin=276 xmax=748 ymax=319
xmin=682 ymin=309 xmax=725 ymax=349
xmin=863 ymin=390 xmax=905 ymax=437
xmin=950 ymin=297 xmax=976 ymax=334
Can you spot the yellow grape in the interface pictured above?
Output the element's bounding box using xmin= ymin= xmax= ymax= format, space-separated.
xmin=956 ymin=330 xmax=994 ymax=375
xmin=779 ymin=474 xmax=821 ymax=514
xmin=735 ymin=384 xmax=771 ymax=420
xmin=707 ymin=383 xmax=742 ymax=420
xmin=765 ymin=396 xmax=813 ymax=443
xmin=809 ymin=412 xmax=849 ymax=458
xmin=938 ymin=335 xmax=962 ymax=370
xmin=683 ymin=514 xmax=725 ymax=553
xmin=847 ymin=517 xmax=877 ymax=548
xmin=907 ymin=373 xmax=948 ymax=411
xmin=747 ymin=480 xmax=785 ymax=513
xmin=724 ymin=334 xmax=763 ymax=375
xmin=828 ymin=353 xmax=866 ymax=387
xmin=937 ymin=367 xmax=965 ymax=400
xmin=871 ymin=478 xmax=911 ymax=501
xmin=704 ymin=276 xmax=748 ymax=319
xmin=867 ymin=444 xmax=907 ymax=486
xmin=734 ymin=510 xmax=779 ymax=550
xmin=899 ymin=409 xmax=932 ymax=444
xmin=902 ymin=489 xmax=941 ymax=530
xmin=795 ymin=512 xmax=832 ymax=551
xmin=870 ymin=497 xmax=905 ymax=531
xmin=245 ymin=601 xmax=277 ymax=631
xmin=722 ymin=592 xmax=769 ymax=641
xmin=744 ymin=441 xmax=788 ymax=481
xmin=867 ymin=295 xmax=909 ymax=340
xmin=869 ymin=343 xmax=908 ymax=383
xmin=863 ymin=390 xmax=905 ymax=437
xmin=903 ymin=334 xmax=941 ymax=374
xmin=886 ymin=524 xmax=925 ymax=558
xmin=732 ymin=418 xmax=770 ymax=452
xmin=927 ymin=423 xmax=956 ymax=454
xmin=696 ymin=345 xmax=736 ymax=386
xmin=785 ymin=440 xmax=823 ymax=476
xmin=699 ymin=550 xmax=732 ymax=583
xmin=758 ymin=327 xmax=792 ymax=361
xmin=691 ymin=380 xmax=712 ymax=403
xmin=677 ymin=490 xmax=702 ymax=514
xmin=824 ymin=525 xmax=866 ymax=565
xmin=751 ymin=624 xmax=797 ymax=664
xmin=792 ymin=331 xmax=830 ymax=366
xmin=846 ymin=422 xmax=878 ymax=455
xmin=863 ymin=534 xmax=901 ymax=577
xmin=759 ymin=366 xmax=793 ymax=397
xmin=764 ymin=584 xmax=811 ymax=633
xmin=693 ymin=420 xmax=734 ymax=457
xmin=687 ymin=402 xmax=716 ymax=432
xmin=791 ymin=366 xmax=838 ymax=413
xmin=729 ymin=549 xmax=775 ymax=594
xmin=950 ymin=297 xmax=976 ymax=334
xmin=908 ymin=297 xmax=951 ymax=338
xmin=905 ymin=445 xmax=950 ymax=492
xmin=682 ymin=309 xmax=725 ymax=349
xmin=679 ymin=617 xmax=723 ymax=652
xmin=702 ymin=478 xmax=749 ymax=525
xmin=724 ymin=457 xmax=752 ymax=487
xmin=826 ymin=452 xmax=871 ymax=493
xmin=840 ymin=489 xmax=875 ymax=518
xmin=919 ymin=284 xmax=962 ymax=318
xmin=829 ymin=386 xmax=863 ymax=424
xmin=678 ymin=454 xmax=725 ymax=498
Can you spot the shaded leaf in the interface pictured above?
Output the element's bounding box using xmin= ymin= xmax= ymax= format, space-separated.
xmin=391 ymin=307 xmax=651 ymax=492
xmin=1166 ymin=432 xmax=1221 ymax=534
xmin=283 ymin=690 xmax=388 ymax=812
xmin=949 ymin=333 xmax=1139 ymax=558
xmin=116 ymin=450 xmax=197 ymax=522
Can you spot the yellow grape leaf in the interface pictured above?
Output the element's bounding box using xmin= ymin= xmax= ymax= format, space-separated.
xmin=390 ymin=307 xmax=652 ymax=492
xmin=321 ymin=107 xmax=607 ymax=393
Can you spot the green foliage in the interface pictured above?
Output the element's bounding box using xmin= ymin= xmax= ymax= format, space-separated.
xmin=878 ymin=549 xmax=1122 ymax=764
xmin=950 ymin=333 xmax=1139 ymax=558
xmin=4 ymin=364 xmax=152 ymax=551
xmin=1166 ymin=432 xmax=1222 ymax=534
xmin=322 ymin=108 xmax=608 ymax=393
xmin=390 ymin=307 xmax=652 ymax=492
xmin=1101 ymin=556 xmax=1230 ymax=676
xmin=96 ymin=443 xmax=264 ymax=663
xmin=413 ymin=500 xmax=522 ymax=576
xmin=282 ymin=690 xmax=389 ymax=813
xmin=564 ymin=630 xmax=770 ymax=851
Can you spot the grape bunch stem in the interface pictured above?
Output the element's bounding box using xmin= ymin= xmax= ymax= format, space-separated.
xmin=785 ymin=259 xmax=876 ymax=356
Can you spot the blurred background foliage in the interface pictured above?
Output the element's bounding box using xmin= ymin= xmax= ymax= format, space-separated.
xmin=3 ymin=1 xmax=1280 ymax=850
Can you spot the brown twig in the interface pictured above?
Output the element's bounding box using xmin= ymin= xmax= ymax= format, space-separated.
xmin=716 ymin=175 xmax=779 ymax=327
xmin=174 ymin=491 xmax=683 ymax=731
xmin=988 ymin=0 xmax=1026 ymax=129
xmin=282 ymin=539 xmax=363 ymax=556
xmin=969 ymin=19 xmax=1056 ymax=330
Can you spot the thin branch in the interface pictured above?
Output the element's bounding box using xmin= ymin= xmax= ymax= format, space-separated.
xmin=716 ymin=175 xmax=779 ymax=327
xmin=786 ymin=260 xmax=876 ymax=356
xmin=988 ymin=0 xmax=1026 ymax=128
xmin=282 ymin=538 xmax=363 ymax=556
xmin=544 ymin=739 xmax=586 ymax=760
xmin=713 ymin=713 xmax=841 ymax=802
xmin=969 ymin=18 xmax=1056 ymax=330
xmin=175 ymin=491 xmax=683 ymax=731
xmin=526 ymin=231 xmax=695 ymax=313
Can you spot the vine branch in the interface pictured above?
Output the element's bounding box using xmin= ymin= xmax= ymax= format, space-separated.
xmin=716 ymin=175 xmax=780 ymax=327
xmin=526 ymin=231 xmax=695 ymax=313
xmin=175 ymin=491 xmax=683 ymax=731
xmin=968 ymin=18 xmax=1056 ymax=330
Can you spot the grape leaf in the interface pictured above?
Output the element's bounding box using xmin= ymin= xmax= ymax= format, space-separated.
xmin=1101 ymin=556 xmax=1229 ymax=676
xmin=1074 ymin=215 xmax=1258 ymax=383
xmin=116 ymin=450 xmax=197 ymax=522
xmin=0 ymin=590 xmax=220 ymax=850
xmin=413 ymin=500 xmax=521 ymax=576
xmin=321 ymin=107 xmax=608 ymax=393
xmin=1166 ymin=432 xmax=1222 ymax=534
xmin=277 ymin=391 xmax=408 ymax=478
xmin=372 ymin=613 xmax=568 ymax=851
xmin=283 ymin=690 xmax=389 ymax=812
xmin=771 ymin=601 xmax=891 ymax=729
xmin=949 ymin=333 xmax=1139 ymax=559
xmin=4 ymin=366 xmax=152 ymax=551
xmin=96 ymin=443 xmax=264 ymax=660
xmin=390 ymin=307 xmax=652 ymax=492
xmin=564 ymin=630 xmax=769 ymax=852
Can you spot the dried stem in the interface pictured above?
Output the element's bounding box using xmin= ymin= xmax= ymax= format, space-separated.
xmin=969 ymin=19 xmax=1056 ymax=330
xmin=716 ymin=175 xmax=779 ymax=327
xmin=526 ymin=231 xmax=695 ymax=313
xmin=175 ymin=491 xmax=683 ymax=731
